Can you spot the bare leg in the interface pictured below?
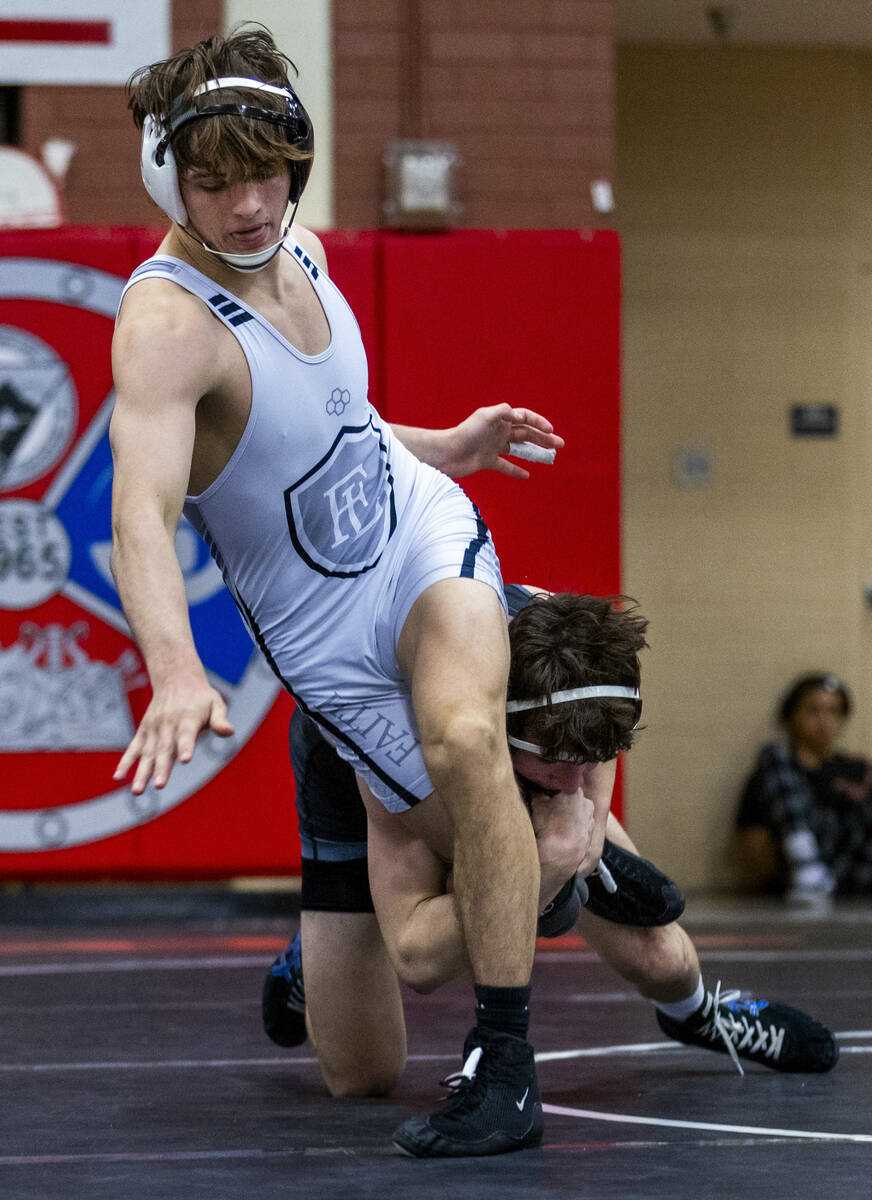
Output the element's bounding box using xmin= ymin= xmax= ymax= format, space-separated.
xmin=360 ymin=779 xmax=470 ymax=993
xmin=576 ymin=813 xmax=700 ymax=1002
xmin=301 ymin=910 xmax=407 ymax=1097
xmin=577 ymin=909 xmax=700 ymax=1003
xmin=397 ymin=578 xmax=539 ymax=987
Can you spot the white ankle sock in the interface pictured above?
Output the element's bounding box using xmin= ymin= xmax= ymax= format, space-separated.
xmin=655 ymin=977 xmax=705 ymax=1022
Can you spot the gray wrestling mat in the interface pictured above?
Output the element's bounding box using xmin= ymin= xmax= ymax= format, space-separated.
xmin=0 ymin=891 xmax=869 ymax=1199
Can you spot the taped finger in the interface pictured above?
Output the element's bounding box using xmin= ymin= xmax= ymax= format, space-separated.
xmin=508 ymin=440 xmax=556 ymax=464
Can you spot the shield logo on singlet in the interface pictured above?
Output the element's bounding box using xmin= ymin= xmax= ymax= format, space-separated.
xmin=284 ymin=417 xmax=397 ymax=577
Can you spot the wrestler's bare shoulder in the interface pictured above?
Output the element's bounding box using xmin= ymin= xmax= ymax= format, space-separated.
xmin=293 ymin=224 xmax=328 ymax=272
xmin=116 ymin=277 xmax=222 ymax=347
xmin=113 ymin=279 xmax=225 ymax=391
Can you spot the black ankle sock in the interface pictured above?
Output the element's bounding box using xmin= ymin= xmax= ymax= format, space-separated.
xmin=474 ymin=984 xmax=531 ymax=1040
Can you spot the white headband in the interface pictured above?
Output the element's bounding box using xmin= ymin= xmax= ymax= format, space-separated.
xmin=507 ymin=734 xmax=579 ymax=760
xmin=505 ymin=685 xmax=641 ymax=714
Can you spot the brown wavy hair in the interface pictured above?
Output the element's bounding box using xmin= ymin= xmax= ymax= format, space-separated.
xmin=126 ymin=23 xmax=312 ymax=184
xmin=507 ymin=593 xmax=649 ymax=763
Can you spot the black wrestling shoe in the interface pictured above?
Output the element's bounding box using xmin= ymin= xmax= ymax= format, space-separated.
xmin=392 ymin=1027 xmax=543 ymax=1158
xmin=583 ymin=839 xmax=685 ymax=927
xmin=262 ymin=931 xmax=307 ymax=1048
xmin=656 ymin=985 xmax=839 ymax=1074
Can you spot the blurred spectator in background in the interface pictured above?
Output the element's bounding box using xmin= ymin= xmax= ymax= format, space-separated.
xmin=736 ymin=673 xmax=872 ymax=905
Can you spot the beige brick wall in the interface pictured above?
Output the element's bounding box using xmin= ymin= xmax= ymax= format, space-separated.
xmin=13 ymin=1 xmax=615 ymax=231
xmin=333 ymin=0 xmax=615 ymax=229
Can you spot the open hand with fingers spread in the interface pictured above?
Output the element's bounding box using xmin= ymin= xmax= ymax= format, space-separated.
xmin=113 ymin=673 xmax=234 ymax=795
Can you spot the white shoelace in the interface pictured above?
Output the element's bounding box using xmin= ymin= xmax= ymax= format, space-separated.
xmin=705 ymin=981 xmax=787 ymax=1077
xmin=709 ymin=982 xmax=746 ymax=1076
xmin=440 ymin=1045 xmax=483 ymax=1094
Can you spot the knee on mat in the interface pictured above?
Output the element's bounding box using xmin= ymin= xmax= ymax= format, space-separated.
xmin=322 ymin=1058 xmax=405 ymax=1099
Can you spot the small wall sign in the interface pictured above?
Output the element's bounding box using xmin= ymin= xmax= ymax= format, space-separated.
xmin=790 ymin=404 xmax=838 ymax=437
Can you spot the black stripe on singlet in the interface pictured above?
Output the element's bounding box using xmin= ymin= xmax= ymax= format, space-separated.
xmin=233 ymin=594 xmax=422 ymax=810
xmin=207 ymin=293 xmax=253 ymax=326
xmin=460 ymin=504 xmax=490 ymax=578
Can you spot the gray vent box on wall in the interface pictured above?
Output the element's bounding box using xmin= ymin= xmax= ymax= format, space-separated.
xmin=382 ymin=140 xmax=461 ymax=230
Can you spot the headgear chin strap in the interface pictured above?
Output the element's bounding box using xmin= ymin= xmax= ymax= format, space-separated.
xmin=178 ymin=201 xmax=298 ymax=273
xmin=140 ymin=75 xmax=314 ymax=272
xmin=505 ymin=685 xmax=641 ymax=713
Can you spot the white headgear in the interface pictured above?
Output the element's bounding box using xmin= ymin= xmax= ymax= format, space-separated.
xmin=140 ymin=76 xmax=314 ymax=270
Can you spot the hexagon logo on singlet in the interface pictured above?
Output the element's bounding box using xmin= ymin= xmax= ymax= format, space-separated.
xmin=284 ymin=418 xmax=397 ymax=577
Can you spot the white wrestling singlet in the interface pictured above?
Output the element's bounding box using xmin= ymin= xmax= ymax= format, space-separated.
xmin=120 ymin=238 xmax=505 ymax=810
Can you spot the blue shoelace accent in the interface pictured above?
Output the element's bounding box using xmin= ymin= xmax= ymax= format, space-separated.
xmin=725 ymin=997 xmax=769 ymax=1017
xmin=270 ymin=933 xmax=301 ymax=981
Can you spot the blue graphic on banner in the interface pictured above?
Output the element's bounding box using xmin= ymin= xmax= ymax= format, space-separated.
xmin=0 ymin=255 xmax=284 ymax=856
xmin=54 ymin=430 xmax=254 ymax=685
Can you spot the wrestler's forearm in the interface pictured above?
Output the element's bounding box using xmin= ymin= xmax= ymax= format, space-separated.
xmin=110 ymin=506 xmax=203 ymax=685
xmin=390 ymin=406 xmax=561 ymax=479
xmin=109 ymin=373 xmax=205 ymax=689
xmin=389 ymin=424 xmax=454 ymax=471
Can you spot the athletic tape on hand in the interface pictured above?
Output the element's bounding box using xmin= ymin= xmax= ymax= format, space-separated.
xmin=596 ymin=859 xmax=618 ymax=894
xmin=508 ymin=441 xmax=556 ymax=465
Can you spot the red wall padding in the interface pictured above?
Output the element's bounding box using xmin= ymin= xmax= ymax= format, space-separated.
xmin=0 ymin=226 xmax=620 ymax=878
xmin=378 ymin=230 xmax=621 ymax=595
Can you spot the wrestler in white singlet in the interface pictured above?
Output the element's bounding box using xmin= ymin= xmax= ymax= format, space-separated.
xmin=120 ymin=238 xmax=505 ymax=811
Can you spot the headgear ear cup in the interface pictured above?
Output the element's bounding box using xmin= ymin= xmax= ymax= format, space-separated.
xmin=278 ymin=89 xmax=313 ymax=204
xmin=141 ymin=115 xmax=189 ymax=226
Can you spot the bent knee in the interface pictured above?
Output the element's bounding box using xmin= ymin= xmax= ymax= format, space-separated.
xmin=396 ymin=964 xmax=442 ymax=996
xmin=322 ymin=1058 xmax=405 ymax=1098
xmin=393 ymin=934 xmax=447 ymax=995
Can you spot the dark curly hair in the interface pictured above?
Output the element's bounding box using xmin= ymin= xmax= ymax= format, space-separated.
xmin=507 ymin=593 xmax=648 ymax=763
xmin=126 ymin=23 xmax=312 ymax=185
